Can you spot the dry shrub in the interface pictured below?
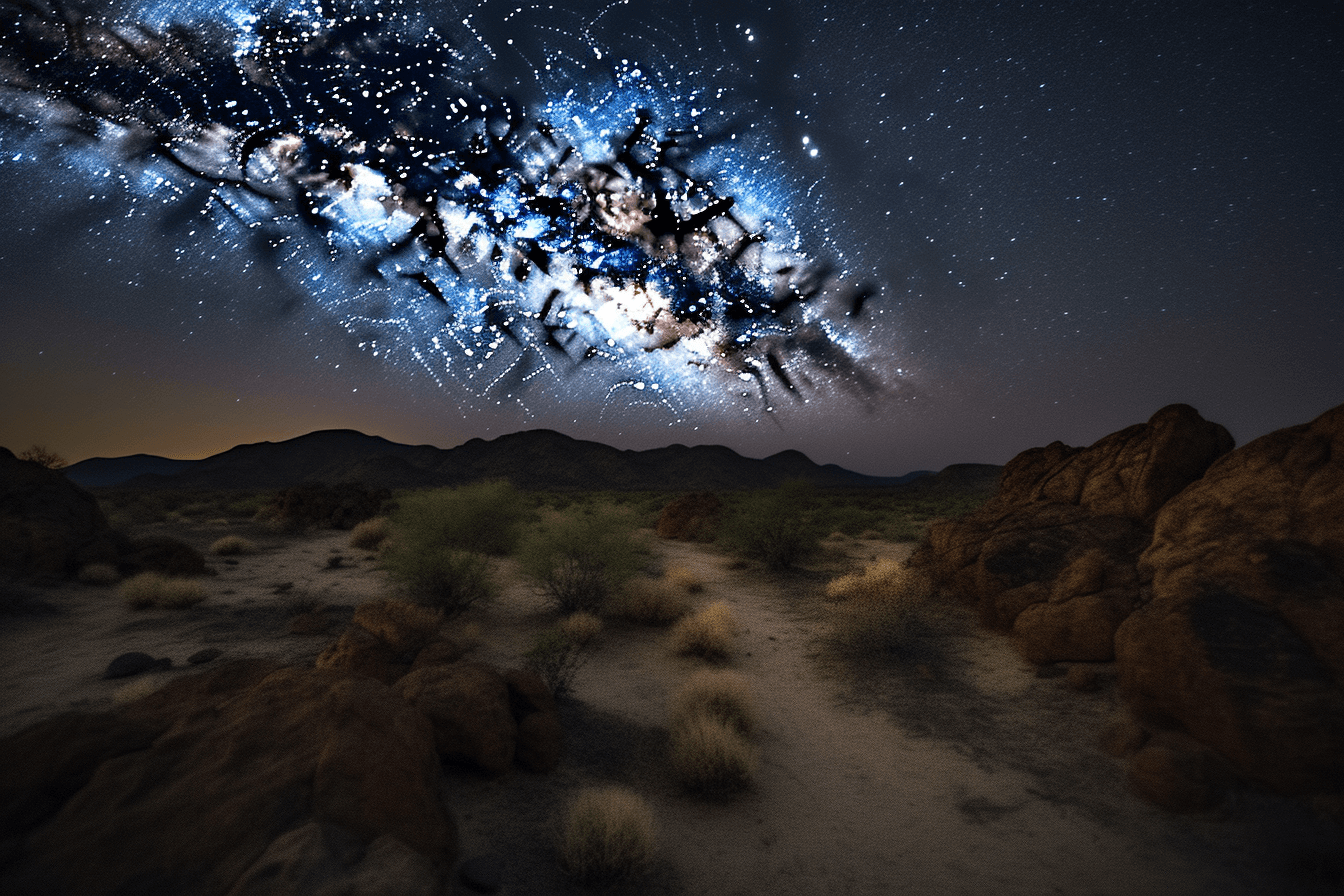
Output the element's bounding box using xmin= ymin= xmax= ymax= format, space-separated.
xmin=120 ymin=572 xmax=206 ymax=610
xmin=559 ymin=611 xmax=604 ymax=647
xmin=670 ymin=669 xmax=756 ymax=736
xmin=669 ymin=601 xmax=737 ymax=660
xmin=669 ymin=714 xmax=757 ymax=794
xmin=664 ymin=565 xmax=705 ymax=594
xmin=209 ymin=535 xmax=257 ymax=556
xmin=609 ymin=577 xmax=692 ymax=626
xmin=348 ymin=516 xmax=391 ymax=552
xmin=826 ymin=561 xmax=933 ymax=655
xmin=558 ymin=786 xmax=657 ymax=883
xmin=77 ymin=563 xmax=120 ymax=586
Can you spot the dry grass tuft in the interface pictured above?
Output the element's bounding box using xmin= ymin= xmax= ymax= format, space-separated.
xmin=826 ymin=560 xmax=933 ymax=655
xmin=608 ymin=577 xmax=693 ymax=626
xmin=559 ymin=611 xmax=604 ymax=647
xmin=558 ymin=786 xmax=657 ymax=882
xmin=669 ymin=600 xmax=737 ymax=660
xmin=664 ymin=565 xmax=705 ymax=594
xmin=824 ymin=557 xmax=908 ymax=602
xmin=669 ymin=714 xmax=757 ymax=794
xmin=210 ymin=535 xmax=257 ymax=556
xmin=119 ymin=572 xmax=206 ymax=610
xmin=670 ymin=668 xmax=756 ymax=736
xmin=112 ymin=676 xmax=163 ymax=705
xmin=77 ymin=563 xmax=120 ymax=586
xmin=348 ymin=516 xmax=391 ymax=552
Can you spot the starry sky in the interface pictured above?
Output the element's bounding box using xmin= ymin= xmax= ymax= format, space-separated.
xmin=1 ymin=0 xmax=1340 ymax=477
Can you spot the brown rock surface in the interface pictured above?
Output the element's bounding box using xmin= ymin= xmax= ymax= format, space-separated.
xmin=1117 ymin=402 xmax=1344 ymax=795
xmin=395 ymin=662 xmax=517 ymax=776
xmin=1124 ymin=730 xmax=1231 ymax=813
xmin=910 ymin=404 xmax=1231 ymax=663
xmin=505 ymin=667 xmax=563 ymax=772
xmin=315 ymin=625 xmax=411 ymax=685
xmin=0 ymin=660 xmax=454 ymax=896
xmin=0 ymin=447 xmax=125 ymax=580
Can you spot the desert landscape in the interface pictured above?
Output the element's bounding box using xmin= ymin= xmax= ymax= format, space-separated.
xmin=2 ymin=404 xmax=1342 ymax=895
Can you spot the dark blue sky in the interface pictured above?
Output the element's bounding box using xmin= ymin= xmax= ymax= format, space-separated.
xmin=1 ymin=0 xmax=1340 ymax=475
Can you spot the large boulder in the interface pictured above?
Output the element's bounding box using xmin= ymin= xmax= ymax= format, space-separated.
xmin=0 ymin=660 xmax=455 ymax=896
xmin=0 ymin=447 xmax=125 ymax=580
xmin=395 ymin=662 xmax=517 ymax=776
xmin=910 ymin=405 xmax=1232 ymax=663
xmin=1116 ymin=402 xmax=1344 ymax=795
xmin=315 ymin=598 xmax=443 ymax=684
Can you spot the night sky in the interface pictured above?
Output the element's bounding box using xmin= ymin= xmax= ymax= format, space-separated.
xmin=1 ymin=0 xmax=1340 ymax=477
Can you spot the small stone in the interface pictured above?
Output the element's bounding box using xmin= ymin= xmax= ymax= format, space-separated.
xmin=458 ymin=854 xmax=503 ymax=893
xmin=104 ymin=652 xmax=169 ymax=679
xmin=188 ymin=648 xmax=222 ymax=665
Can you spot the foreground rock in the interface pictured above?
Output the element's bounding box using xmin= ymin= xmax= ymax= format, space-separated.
xmin=0 ymin=660 xmax=456 ymax=896
xmin=911 ymin=404 xmax=1233 ymax=663
xmin=1117 ymin=402 xmax=1344 ymax=795
xmin=0 ymin=447 xmax=124 ymax=580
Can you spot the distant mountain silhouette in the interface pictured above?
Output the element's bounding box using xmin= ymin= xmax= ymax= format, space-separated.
xmin=63 ymin=429 xmax=970 ymax=492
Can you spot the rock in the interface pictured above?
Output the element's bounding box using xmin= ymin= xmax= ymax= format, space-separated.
xmin=351 ymin=598 xmax=442 ymax=656
xmin=410 ymin=633 xmax=468 ymax=670
xmin=1117 ymin=402 xmax=1344 ymax=796
xmin=287 ymin=610 xmax=331 ymax=635
xmin=315 ymin=626 xmax=410 ymax=685
xmin=123 ymin=536 xmax=210 ymax=577
xmin=1124 ymin=730 xmax=1230 ymax=813
xmin=0 ymin=660 xmax=455 ymax=896
xmin=102 ymin=651 xmax=170 ymax=679
xmin=656 ymin=492 xmax=723 ymax=541
xmin=0 ymin=447 xmax=125 ymax=580
xmin=1064 ymin=663 xmax=1105 ymax=692
xmin=188 ymin=648 xmax=222 ymax=665
xmin=395 ymin=662 xmax=517 ymax=776
xmin=503 ymin=667 xmax=558 ymax=718
xmin=504 ymin=667 xmax=563 ymax=772
xmin=1098 ymin=714 xmax=1150 ymax=758
xmin=458 ymin=854 xmax=504 ymax=894
xmin=909 ymin=404 xmax=1232 ymax=664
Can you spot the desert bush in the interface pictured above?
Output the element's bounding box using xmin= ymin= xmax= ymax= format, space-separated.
xmin=77 ymin=563 xmax=120 ymax=586
xmin=125 ymin=536 xmax=209 ymax=576
xmin=120 ymin=572 xmax=206 ymax=610
xmin=669 ymin=714 xmax=757 ymax=795
xmin=558 ymin=786 xmax=657 ymax=883
xmin=391 ymin=481 xmax=529 ymax=556
xmin=716 ymin=481 xmax=822 ymax=570
xmin=209 ymin=535 xmax=257 ymax=556
xmin=17 ymin=444 xmax=67 ymax=469
xmin=558 ymin=611 xmax=604 ymax=647
xmin=381 ymin=545 xmax=492 ymax=616
xmin=669 ymin=601 xmax=737 ymax=660
xmin=518 ymin=507 xmax=647 ymax=614
xmin=348 ymin=516 xmax=391 ymax=552
xmin=608 ymin=577 xmax=692 ymax=626
xmin=670 ymin=669 xmax=756 ymax=737
xmin=260 ymin=482 xmax=391 ymax=530
xmin=524 ymin=626 xmax=590 ymax=699
xmin=655 ymin=492 xmax=723 ymax=541
xmin=664 ymin=565 xmax=705 ymax=594
xmin=826 ymin=561 xmax=933 ymax=655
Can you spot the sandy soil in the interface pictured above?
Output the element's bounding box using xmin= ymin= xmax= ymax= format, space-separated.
xmin=2 ymin=524 xmax=1339 ymax=895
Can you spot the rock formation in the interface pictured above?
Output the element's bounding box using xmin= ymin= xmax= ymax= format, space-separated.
xmin=0 ymin=447 xmax=125 ymax=580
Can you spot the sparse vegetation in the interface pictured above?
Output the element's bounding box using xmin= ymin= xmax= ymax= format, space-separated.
xmin=119 ymin=572 xmax=206 ymax=610
xmin=380 ymin=545 xmax=492 ymax=615
xmin=558 ymin=786 xmax=657 ymax=883
xmin=664 ymin=565 xmax=705 ymax=593
xmin=524 ymin=626 xmax=590 ymax=699
xmin=391 ymin=481 xmax=529 ymax=556
xmin=209 ymin=535 xmax=257 ymax=556
xmin=825 ymin=560 xmax=933 ymax=656
xmin=716 ymin=481 xmax=823 ymax=570
xmin=670 ymin=668 xmax=757 ymax=737
xmin=17 ymin=444 xmax=67 ymax=469
xmin=518 ymin=506 xmax=648 ymax=614
xmin=669 ymin=713 xmax=757 ymax=795
xmin=558 ymin=611 xmax=604 ymax=647
xmin=669 ymin=600 xmax=737 ymax=660
xmin=77 ymin=563 xmax=120 ymax=586
xmin=608 ymin=576 xmax=693 ymax=626
xmin=348 ymin=516 xmax=391 ymax=551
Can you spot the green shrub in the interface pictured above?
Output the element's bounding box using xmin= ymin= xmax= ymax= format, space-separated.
xmin=380 ymin=546 xmax=492 ymax=616
xmin=670 ymin=669 xmax=757 ymax=736
xmin=669 ymin=601 xmax=737 ymax=660
xmin=391 ymin=481 xmax=529 ymax=556
xmin=518 ymin=507 xmax=647 ymax=614
xmin=716 ymin=481 xmax=822 ymax=570
xmin=669 ymin=714 xmax=757 ymax=795
xmin=119 ymin=572 xmax=206 ymax=610
xmin=558 ymin=786 xmax=657 ymax=883
xmin=210 ymin=535 xmax=257 ymax=556
xmin=524 ymin=627 xmax=590 ymax=699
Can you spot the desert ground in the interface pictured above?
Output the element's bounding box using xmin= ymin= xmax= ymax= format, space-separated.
xmin=2 ymin=519 xmax=1339 ymax=895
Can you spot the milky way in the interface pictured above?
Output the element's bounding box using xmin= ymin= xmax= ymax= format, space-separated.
xmin=0 ymin=0 xmax=890 ymax=421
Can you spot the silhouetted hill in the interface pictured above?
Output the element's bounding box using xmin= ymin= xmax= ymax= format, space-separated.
xmin=63 ymin=429 xmax=960 ymax=492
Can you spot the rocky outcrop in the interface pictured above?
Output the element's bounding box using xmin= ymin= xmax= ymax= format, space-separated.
xmin=0 ymin=447 xmax=125 ymax=580
xmin=396 ymin=663 xmax=518 ymax=776
xmin=911 ymin=404 xmax=1232 ymax=663
xmin=1116 ymin=402 xmax=1344 ymax=795
xmin=0 ymin=660 xmax=455 ymax=896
